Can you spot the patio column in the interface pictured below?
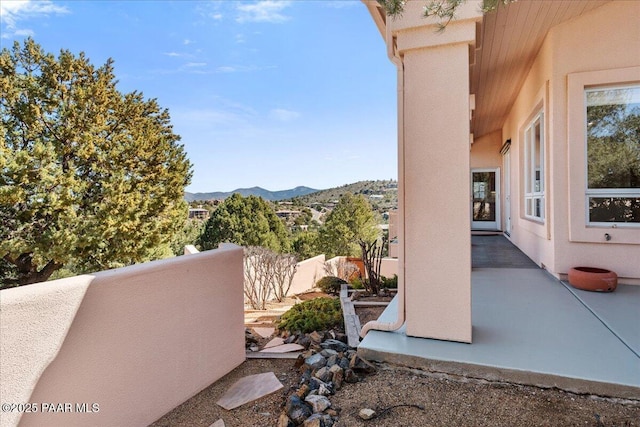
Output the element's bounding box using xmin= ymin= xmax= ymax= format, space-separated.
xmin=391 ymin=2 xmax=481 ymax=343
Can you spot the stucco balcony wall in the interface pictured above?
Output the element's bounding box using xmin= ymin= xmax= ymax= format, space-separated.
xmin=0 ymin=244 xmax=245 ymax=427
xmin=288 ymin=254 xmax=326 ymax=296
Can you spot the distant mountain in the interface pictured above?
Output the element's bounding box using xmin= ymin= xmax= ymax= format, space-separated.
xmin=286 ymin=180 xmax=398 ymax=212
xmin=185 ymin=186 xmax=320 ymax=202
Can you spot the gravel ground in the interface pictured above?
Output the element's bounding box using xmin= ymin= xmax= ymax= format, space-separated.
xmin=151 ymin=358 xmax=640 ymax=427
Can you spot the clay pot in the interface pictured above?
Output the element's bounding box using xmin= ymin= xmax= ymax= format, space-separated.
xmin=568 ymin=267 xmax=617 ymax=292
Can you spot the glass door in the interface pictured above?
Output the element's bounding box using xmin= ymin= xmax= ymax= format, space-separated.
xmin=471 ymin=168 xmax=500 ymax=230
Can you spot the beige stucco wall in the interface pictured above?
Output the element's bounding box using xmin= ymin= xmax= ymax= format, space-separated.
xmin=0 ymin=244 xmax=245 ymax=427
xmin=289 ymin=254 xmax=326 ymax=295
xmin=470 ymin=131 xmax=502 ymax=169
xmin=501 ymin=1 xmax=640 ymax=282
xmin=379 ymin=258 xmax=399 ymax=279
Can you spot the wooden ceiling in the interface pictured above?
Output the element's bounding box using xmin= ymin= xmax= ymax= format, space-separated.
xmin=471 ymin=0 xmax=610 ymax=138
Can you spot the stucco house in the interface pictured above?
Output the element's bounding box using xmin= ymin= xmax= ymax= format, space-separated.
xmin=361 ymin=0 xmax=639 ymax=344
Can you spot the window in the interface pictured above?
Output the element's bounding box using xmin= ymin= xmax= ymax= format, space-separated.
xmin=524 ymin=112 xmax=544 ymax=221
xmin=586 ymin=85 xmax=640 ymax=225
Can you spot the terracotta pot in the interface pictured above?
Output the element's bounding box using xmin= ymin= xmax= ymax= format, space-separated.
xmin=568 ymin=267 xmax=617 ymax=292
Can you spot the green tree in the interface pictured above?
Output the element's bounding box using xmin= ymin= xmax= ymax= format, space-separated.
xmin=170 ymin=219 xmax=205 ymax=256
xmin=0 ymin=39 xmax=192 ymax=287
xmin=198 ymin=194 xmax=290 ymax=252
xmin=379 ymin=0 xmax=514 ymax=29
xmin=292 ymin=230 xmax=320 ymax=260
xmin=318 ymin=193 xmax=379 ymax=258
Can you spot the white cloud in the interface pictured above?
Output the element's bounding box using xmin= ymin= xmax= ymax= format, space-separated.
xmin=236 ymin=1 xmax=292 ymax=24
xmin=163 ymin=52 xmax=183 ymax=57
xmin=270 ymin=108 xmax=301 ymax=122
xmin=185 ymin=62 xmax=207 ymax=67
xmin=215 ymin=64 xmax=276 ymax=73
xmin=1 ymin=0 xmax=68 ymax=29
xmin=13 ymin=28 xmax=34 ymax=36
xmin=183 ymin=39 xmax=193 ymax=45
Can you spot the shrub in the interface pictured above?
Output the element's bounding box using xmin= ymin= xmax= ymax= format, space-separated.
xmin=381 ymin=274 xmax=398 ymax=289
xmin=316 ymin=276 xmax=347 ymax=294
xmin=349 ymin=276 xmax=364 ymax=290
xmin=278 ymin=298 xmax=343 ymax=334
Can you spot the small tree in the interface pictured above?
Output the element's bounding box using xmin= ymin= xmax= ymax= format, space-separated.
xmin=318 ymin=193 xmax=379 ymax=258
xmin=243 ymin=246 xmax=273 ymax=310
xmin=359 ymin=238 xmax=386 ymax=295
xmin=243 ymin=246 xmax=298 ymax=309
xmin=270 ymin=252 xmax=297 ymax=303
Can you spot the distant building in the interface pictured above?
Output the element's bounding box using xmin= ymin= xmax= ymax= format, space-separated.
xmin=275 ymin=210 xmax=301 ymax=219
xmin=188 ymin=208 xmax=209 ymax=220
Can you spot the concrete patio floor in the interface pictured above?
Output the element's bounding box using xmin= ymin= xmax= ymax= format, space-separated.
xmin=358 ymin=237 xmax=640 ymax=399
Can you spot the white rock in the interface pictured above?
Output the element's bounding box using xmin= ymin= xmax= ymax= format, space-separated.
xmin=359 ymin=408 xmax=376 ymax=420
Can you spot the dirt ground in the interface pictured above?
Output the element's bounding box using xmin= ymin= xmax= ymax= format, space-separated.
xmin=152 ymin=295 xmax=639 ymax=426
xmin=151 ymin=358 xmax=639 ymax=427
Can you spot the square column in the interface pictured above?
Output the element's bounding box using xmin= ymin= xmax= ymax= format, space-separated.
xmin=401 ymin=43 xmax=472 ymax=342
xmin=391 ymin=3 xmax=479 ymax=341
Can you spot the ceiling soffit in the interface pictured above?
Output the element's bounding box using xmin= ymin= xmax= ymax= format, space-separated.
xmin=471 ymin=0 xmax=610 ymax=138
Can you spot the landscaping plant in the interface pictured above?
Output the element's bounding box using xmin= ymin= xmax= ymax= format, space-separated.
xmin=278 ymin=297 xmax=343 ymax=334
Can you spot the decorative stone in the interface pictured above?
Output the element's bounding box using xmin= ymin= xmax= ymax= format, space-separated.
xmin=318 ymin=383 xmax=334 ymax=396
xmin=300 ymin=368 xmax=312 ymax=385
xmin=303 ymin=415 xmax=322 ymax=427
xmin=344 ymin=369 xmax=360 ymax=384
xmin=309 ymin=331 xmax=324 ymax=344
xmin=320 ymin=348 xmax=338 ymax=358
xmin=320 ymin=339 xmax=349 ymax=353
xmin=338 ymin=357 xmax=350 ymax=370
xmin=277 ymin=413 xmax=295 ymax=427
xmin=314 ymin=366 xmax=333 ymax=383
xmin=305 ymin=353 xmax=327 ymax=370
xmin=253 ymin=327 xmax=275 ymax=338
xmin=303 ymin=413 xmax=334 ymax=427
xmin=260 ymin=343 xmax=305 ymax=353
xmin=305 ymin=395 xmax=331 ymax=413
xmin=286 ymin=395 xmax=312 ymax=425
xmin=217 ymin=372 xmax=283 ymax=410
xmin=297 ymin=335 xmax=312 ymax=349
xmin=285 ymin=334 xmax=298 ymax=344
xmin=263 ymin=337 xmax=285 ymax=348
xmin=329 ymin=365 xmax=344 ymax=390
xmin=296 ymin=384 xmax=310 ymax=399
xmin=359 ymin=408 xmax=376 ymax=420
xmin=209 ymin=419 xmax=225 ymax=427
xmin=350 ymin=354 xmax=377 ymax=374
xmin=326 ymin=354 xmax=339 ymax=367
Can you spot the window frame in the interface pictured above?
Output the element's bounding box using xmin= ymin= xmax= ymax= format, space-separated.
xmin=584 ymin=84 xmax=640 ymax=227
xmin=567 ymin=67 xmax=640 ymax=245
xmin=523 ymin=111 xmax=545 ymax=223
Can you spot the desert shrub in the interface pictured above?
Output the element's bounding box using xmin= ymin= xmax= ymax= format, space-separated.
xmin=278 ymin=297 xmax=343 ymax=334
xmin=349 ymin=276 xmax=364 ymax=290
xmin=381 ymin=274 xmax=398 ymax=289
xmin=316 ymin=276 xmax=347 ymax=294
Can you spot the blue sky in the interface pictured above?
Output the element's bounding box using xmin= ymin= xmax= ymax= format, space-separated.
xmin=1 ymin=0 xmax=397 ymax=193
